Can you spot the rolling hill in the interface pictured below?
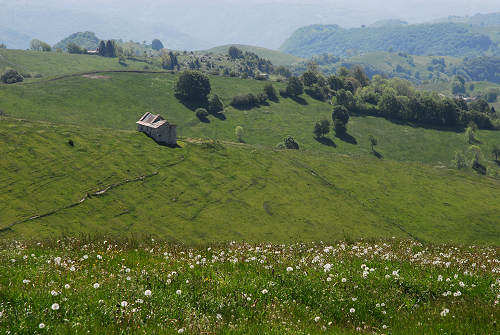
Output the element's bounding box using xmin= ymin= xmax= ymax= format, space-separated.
xmin=0 ymin=51 xmax=499 ymax=246
xmin=1 ymin=116 xmax=499 ymax=245
xmin=1 ymin=70 xmax=499 ymax=171
xmin=203 ymin=45 xmax=303 ymax=66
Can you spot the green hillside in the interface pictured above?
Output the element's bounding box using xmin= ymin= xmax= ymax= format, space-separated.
xmin=291 ymin=51 xmax=462 ymax=83
xmin=281 ymin=23 xmax=500 ymax=58
xmin=1 ymin=71 xmax=500 ymax=172
xmin=204 ymin=44 xmax=303 ymax=66
xmin=0 ymin=49 xmax=162 ymax=80
xmin=1 ymin=116 xmax=499 ymax=245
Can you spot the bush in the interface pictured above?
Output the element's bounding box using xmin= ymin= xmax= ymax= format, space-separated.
xmin=1 ymin=69 xmax=23 ymax=84
xmin=279 ymin=88 xmax=288 ymax=97
xmin=195 ymin=108 xmax=209 ymax=120
xmin=175 ymin=71 xmax=211 ymax=102
xmin=286 ymin=76 xmax=304 ymax=97
xmin=235 ymin=126 xmax=244 ymax=142
xmin=313 ymin=119 xmax=330 ymax=138
xmin=264 ymin=83 xmax=278 ymax=101
xmin=332 ymin=104 xmax=350 ymax=135
xmin=283 ymin=136 xmax=299 ymax=149
xmin=305 ymin=85 xmax=329 ymax=101
xmin=208 ymin=94 xmax=224 ymax=114
xmin=230 ymin=93 xmax=265 ymax=109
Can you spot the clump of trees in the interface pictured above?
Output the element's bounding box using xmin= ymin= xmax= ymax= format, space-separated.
xmin=1 ymin=69 xmax=23 ymax=84
xmin=30 ymin=39 xmax=51 ymax=52
xmin=97 ymin=40 xmax=118 ymax=58
xmin=228 ymin=46 xmax=244 ymax=59
xmin=195 ymin=108 xmax=209 ymax=121
xmin=285 ymin=76 xmax=304 ymax=97
xmin=230 ymin=93 xmax=267 ymax=109
xmin=67 ymin=43 xmax=87 ymax=54
xmin=175 ymin=70 xmax=211 ymax=102
xmin=276 ymin=136 xmax=300 ymax=150
xmin=162 ymin=52 xmax=179 ymax=70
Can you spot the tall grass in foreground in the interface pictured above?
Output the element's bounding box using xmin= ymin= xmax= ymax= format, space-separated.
xmin=0 ymin=238 xmax=498 ymax=334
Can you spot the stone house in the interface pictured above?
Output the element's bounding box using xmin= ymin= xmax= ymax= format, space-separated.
xmin=136 ymin=112 xmax=177 ymax=146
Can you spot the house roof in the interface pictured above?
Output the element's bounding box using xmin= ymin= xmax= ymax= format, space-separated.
xmin=136 ymin=112 xmax=174 ymax=129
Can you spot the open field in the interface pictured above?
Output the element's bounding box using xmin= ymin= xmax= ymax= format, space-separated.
xmin=0 ymin=238 xmax=498 ymax=334
xmin=1 ymin=71 xmax=500 ymax=172
xmin=0 ymin=49 xmax=161 ymax=80
xmin=1 ymin=117 xmax=499 ymax=245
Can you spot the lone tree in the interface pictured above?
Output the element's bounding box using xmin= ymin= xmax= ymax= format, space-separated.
xmin=286 ymin=76 xmax=304 ymax=97
xmin=235 ymin=126 xmax=244 ymax=142
xmin=493 ymin=144 xmax=500 ymax=161
xmin=228 ymin=46 xmax=243 ymax=59
xmin=152 ymin=39 xmax=164 ymax=51
xmin=313 ymin=119 xmax=330 ymax=138
xmin=332 ymin=104 xmax=350 ymax=135
xmin=1 ymin=69 xmax=23 ymax=84
xmin=175 ymin=70 xmax=211 ymax=102
xmin=369 ymin=135 xmax=378 ymax=152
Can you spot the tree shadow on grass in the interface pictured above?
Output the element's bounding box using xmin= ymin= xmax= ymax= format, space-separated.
xmin=494 ymin=160 xmax=500 ymax=166
xmin=213 ymin=112 xmax=226 ymax=121
xmin=197 ymin=115 xmax=210 ymax=123
xmin=315 ymin=136 xmax=337 ymax=148
xmin=335 ymin=132 xmax=358 ymax=145
xmin=176 ymin=95 xmax=208 ymax=111
xmin=290 ymin=95 xmax=308 ymax=105
xmin=372 ymin=150 xmax=383 ymax=159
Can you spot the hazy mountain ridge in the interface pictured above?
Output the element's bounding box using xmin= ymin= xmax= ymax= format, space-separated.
xmin=280 ymin=22 xmax=499 ymax=58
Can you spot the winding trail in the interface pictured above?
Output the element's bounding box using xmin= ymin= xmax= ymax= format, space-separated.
xmin=0 ymin=155 xmax=187 ymax=233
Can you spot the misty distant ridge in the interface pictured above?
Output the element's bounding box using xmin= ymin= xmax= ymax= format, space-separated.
xmin=1 ymin=0 xmax=500 ymax=52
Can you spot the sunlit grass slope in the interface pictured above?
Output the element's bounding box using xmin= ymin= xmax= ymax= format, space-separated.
xmin=0 ymin=49 xmax=160 ymax=80
xmin=1 ymin=71 xmax=500 ymax=170
xmin=0 ymin=117 xmax=499 ymax=244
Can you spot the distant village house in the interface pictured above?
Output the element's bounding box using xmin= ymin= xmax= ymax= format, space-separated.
xmin=136 ymin=112 xmax=177 ymax=146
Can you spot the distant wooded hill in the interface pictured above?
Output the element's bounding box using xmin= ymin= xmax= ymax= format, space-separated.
xmin=281 ymin=23 xmax=500 ymax=58
xmin=53 ymin=32 xmax=100 ymax=51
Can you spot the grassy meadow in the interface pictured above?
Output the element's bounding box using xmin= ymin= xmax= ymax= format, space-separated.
xmin=0 ymin=49 xmax=161 ymax=80
xmin=0 ymin=238 xmax=498 ymax=334
xmin=1 ymin=117 xmax=499 ymax=245
xmin=1 ymin=71 xmax=500 ymax=173
xmin=1 ymin=50 xmax=500 ymax=334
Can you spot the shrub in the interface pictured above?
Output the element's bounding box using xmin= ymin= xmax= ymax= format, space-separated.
xmin=305 ymin=85 xmax=329 ymax=101
xmin=264 ymin=83 xmax=278 ymax=101
xmin=279 ymin=88 xmax=288 ymax=97
xmin=1 ymin=69 xmax=23 ymax=84
xmin=195 ymin=108 xmax=209 ymax=120
xmin=235 ymin=126 xmax=244 ymax=142
xmin=313 ymin=119 xmax=330 ymax=138
xmin=283 ymin=136 xmax=299 ymax=150
xmin=230 ymin=93 xmax=264 ymax=109
xmin=286 ymin=76 xmax=304 ymax=97
xmin=208 ymin=94 xmax=224 ymax=114
xmin=175 ymin=71 xmax=211 ymax=102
